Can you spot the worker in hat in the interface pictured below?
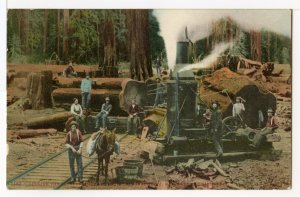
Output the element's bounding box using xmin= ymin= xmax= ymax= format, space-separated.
xmin=154 ymin=77 xmax=166 ymax=107
xmin=95 ymin=97 xmax=112 ymax=129
xmin=127 ymin=99 xmax=140 ymax=135
xmin=80 ymin=74 xmax=92 ymax=109
xmin=252 ymin=108 xmax=278 ymax=149
xmin=232 ymin=96 xmax=246 ymax=127
xmin=210 ymin=101 xmax=223 ymax=157
xmin=64 ymin=121 xmax=84 ymax=183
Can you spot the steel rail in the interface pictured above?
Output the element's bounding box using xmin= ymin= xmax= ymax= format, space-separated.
xmin=55 ymin=132 xmax=129 ymax=189
xmin=6 ymin=134 xmax=91 ymax=185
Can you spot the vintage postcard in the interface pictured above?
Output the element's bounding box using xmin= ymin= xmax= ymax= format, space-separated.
xmin=6 ymin=9 xmax=292 ymax=190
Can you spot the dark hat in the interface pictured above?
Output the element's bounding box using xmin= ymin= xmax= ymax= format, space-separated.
xmin=70 ymin=121 xmax=79 ymax=127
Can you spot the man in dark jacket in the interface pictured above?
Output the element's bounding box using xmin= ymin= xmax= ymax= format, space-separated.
xmin=127 ymin=99 xmax=140 ymax=135
xmin=210 ymin=101 xmax=223 ymax=157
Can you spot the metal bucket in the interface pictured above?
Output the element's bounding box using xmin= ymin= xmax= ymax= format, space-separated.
xmin=115 ymin=166 xmax=139 ymax=183
xmin=123 ymin=160 xmax=143 ymax=177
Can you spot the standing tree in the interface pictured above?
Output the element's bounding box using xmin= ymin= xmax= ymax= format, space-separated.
xmin=63 ymin=9 xmax=69 ymax=61
xmin=125 ymin=9 xmax=152 ymax=81
xmin=42 ymin=10 xmax=48 ymax=54
xmin=102 ymin=11 xmax=117 ymax=67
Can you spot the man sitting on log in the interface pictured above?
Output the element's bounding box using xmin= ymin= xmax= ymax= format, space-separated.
xmin=210 ymin=101 xmax=223 ymax=157
xmin=63 ymin=62 xmax=78 ymax=78
xmin=65 ymin=121 xmax=84 ymax=184
xmin=127 ymin=99 xmax=140 ymax=135
xmin=80 ymin=74 xmax=92 ymax=109
xmin=232 ymin=97 xmax=246 ymax=127
xmin=70 ymin=98 xmax=84 ymax=131
xmin=95 ymin=97 xmax=112 ymax=129
xmin=251 ymin=108 xmax=278 ymax=149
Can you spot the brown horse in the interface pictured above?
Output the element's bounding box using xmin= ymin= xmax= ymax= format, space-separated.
xmin=95 ymin=129 xmax=116 ymax=184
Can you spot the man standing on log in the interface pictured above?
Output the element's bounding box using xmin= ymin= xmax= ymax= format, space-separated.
xmin=127 ymin=99 xmax=140 ymax=135
xmin=210 ymin=101 xmax=223 ymax=157
xmin=80 ymin=75 xmax=92 ymax=109
xmin=65 ymin=121 xmax=84 ymax=184
xmin=251 ymin=108 xmax=278 ymax=149
xmin=232 ymin=97 xmax=246 ymax=127
xmin=95 ymin=97 xmax=112 ymax=129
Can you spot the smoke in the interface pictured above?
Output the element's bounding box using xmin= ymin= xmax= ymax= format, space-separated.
xmin=153 ymin=10 xmax=291 ymax=70
xmin=178 ymin=42 xmax=232 ymax=73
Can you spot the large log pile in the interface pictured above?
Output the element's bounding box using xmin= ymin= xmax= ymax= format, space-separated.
xmin=199 ymin=67 xmax=276 ymax=128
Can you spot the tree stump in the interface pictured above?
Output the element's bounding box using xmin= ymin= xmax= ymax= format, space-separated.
xmin=26 ymin=70 xmax=53 ymax=109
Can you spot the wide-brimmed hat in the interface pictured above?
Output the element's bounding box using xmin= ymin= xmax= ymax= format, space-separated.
xmin=105 ymin=97 xmax=110 ymax=101
xmin=70 ymin=121 xmax=79 ymax=127
xmin=267 ymin=108 xmax=274 ymax=113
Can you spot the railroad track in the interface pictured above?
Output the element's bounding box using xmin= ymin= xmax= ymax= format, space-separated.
xmin=7 ymin=133 xmax=132 ymax=189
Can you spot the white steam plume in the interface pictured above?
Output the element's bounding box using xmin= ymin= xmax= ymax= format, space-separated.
xmin=178 ymin=42 xmax=232 ymax=73
xmin=153 ymin=10 xmax=291 ymax=70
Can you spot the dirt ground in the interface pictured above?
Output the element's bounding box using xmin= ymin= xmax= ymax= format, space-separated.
xmin=6 ymin=69 xmax=292 ymax=189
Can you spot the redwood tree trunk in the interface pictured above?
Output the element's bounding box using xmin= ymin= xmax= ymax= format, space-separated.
xmin=42 ymin=10 xmax=48 ymax=54
xmin=63 ymin=9 xmax=69 ymax=61
xmin=57 ymin=10 xmax=61 ymax=58
xmin=18 ymin=9 xmax=27 ymax=54
xmin=250 ymin=30 xmax=262 ymax=62
xmin=126 ymin=9 xmax=152 ymax=81
xmin=102 ymin=12 xmax=117 ymax=67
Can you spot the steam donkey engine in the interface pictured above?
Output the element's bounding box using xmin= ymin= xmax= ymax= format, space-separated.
xmin=143 ymin=41 xmax=281 ymax=164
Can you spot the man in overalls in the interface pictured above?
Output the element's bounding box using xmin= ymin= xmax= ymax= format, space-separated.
xmin=65 ymin=121 xmax=84 ymax=183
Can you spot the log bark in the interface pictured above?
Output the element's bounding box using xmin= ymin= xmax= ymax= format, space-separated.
xmin=119 ymin=78 xmax=148 ymax=111
xmin=199 ymin=67 xmax=276 ymax=128
xmin=52 ymin=88 xmax=125 ymax=115
xmin=24 ymin=112 xmax=72 ymax=128
xmin=26 ymin=71 xmax=53 ymax=109
xmin=7 ymin=128 xmax=57 ymax=139
xmin=55 ymin=77 xmax=126 ymax=89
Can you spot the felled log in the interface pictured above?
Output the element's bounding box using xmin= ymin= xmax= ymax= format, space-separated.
xmin=54 ymin=77 xmax=126 ymax=89
xmin=199 ymin=67 xmax=277 ymax=128
xmin=24 ymin=111 xmax=72 ymax=128
xmin=7 ymin=64 xmax=99 ymax=78
xmin=26 ymin=71 xmax=53 ymax=109
xmin=52 ymin=88 xmax=126 ymax=115
xmin=7 ymin=128 xmax=57 ymax=139
xmin=119 ymin=79 xmax=147 ymax=111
